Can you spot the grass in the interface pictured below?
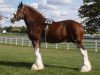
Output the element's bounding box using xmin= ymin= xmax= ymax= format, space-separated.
xmin=0 ymin=44 xmax=100 ymax=75
xmin=0 ymin=33 xmax=27 ymax=37
xmin=0 ymin=33 xmax=20 ymax=37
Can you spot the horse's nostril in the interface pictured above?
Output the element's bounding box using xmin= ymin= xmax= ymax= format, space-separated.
xmin=11 ymin=18 xmax=15 ymax=23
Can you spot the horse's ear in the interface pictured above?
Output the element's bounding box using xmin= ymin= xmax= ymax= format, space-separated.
xmin=20 ymin=2 xmax=23 ymax=6
xmin=18 ymin=2 xmax=23 ymax=9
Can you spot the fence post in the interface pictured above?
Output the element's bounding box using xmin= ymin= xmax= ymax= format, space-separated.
xmin=0 ymin=37 xmax=2 ymax=43
xmin=28 ymin=40 xmax=31 ymax=47
xmin=5 ymin=37 xmax=7 ymax=44
xmin=22 ymin=38 xmax=24 ymax=46
xmin=56 ymin=44 xmax=58 ymax=49
xmin=10 ymin=38 xmax=12 ymax=45
xmin=67 ymin=43 xmax=69 ymax=50
xmin=16 ymin=38 xmax=18 ymax=45
xmin=95 ymin=40 xmax=97 ymax=52
xmin=45 ymin=43 xmax=48 ymax=48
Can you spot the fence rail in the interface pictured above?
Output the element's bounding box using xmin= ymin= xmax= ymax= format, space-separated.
xmin=0 ymin=37 xmax=100 ymax=52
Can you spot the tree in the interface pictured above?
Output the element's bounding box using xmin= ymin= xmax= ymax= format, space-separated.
xmin=6 ymin=26 xmax=13 ymax=32
xmin=78 ymin=0 xmax=100 ymax=34
xmin=0 ymin=14 xmax=3 ymax=20
xmin=0 ymin=14 xmax=3 ymax=31
xmin=20 ymin=26 xmax=27 ymax=34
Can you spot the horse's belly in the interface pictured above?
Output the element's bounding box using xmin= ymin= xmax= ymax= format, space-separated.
xmin=46 ymin=35 xmax=66 ymax=43
xmin=46 ymin=38 xmax=65 ymax=43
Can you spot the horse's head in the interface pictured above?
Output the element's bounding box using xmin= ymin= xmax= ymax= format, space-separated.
xmin=11 ymin=2 xmax=25 ymax=23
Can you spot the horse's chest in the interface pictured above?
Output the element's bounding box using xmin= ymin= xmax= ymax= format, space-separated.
xmin=28 ymin=29 xmax=41 ymax=40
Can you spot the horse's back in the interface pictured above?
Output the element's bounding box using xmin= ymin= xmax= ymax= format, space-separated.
xmin=45 ymin=20 xmax=84 ymax=43
xmin=53 ymin=20 xmax=84 ymax=36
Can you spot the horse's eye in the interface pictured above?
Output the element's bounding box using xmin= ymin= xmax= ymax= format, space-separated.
xmin=17 ymin=9 xmax=20 ymax=12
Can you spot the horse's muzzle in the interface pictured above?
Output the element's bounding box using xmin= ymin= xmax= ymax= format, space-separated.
xmin=10 ymin=18 xmax=15 ymax=23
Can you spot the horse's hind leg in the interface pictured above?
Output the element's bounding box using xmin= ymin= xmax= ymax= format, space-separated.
xmin=77 ymin=41 xmax=92 ymax=72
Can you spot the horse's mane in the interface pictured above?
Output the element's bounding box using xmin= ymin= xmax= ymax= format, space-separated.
xmin=25 ymin=5 xmax=44 ymax=18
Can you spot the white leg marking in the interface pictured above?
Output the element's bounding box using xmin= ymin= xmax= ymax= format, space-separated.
xmin=31 ymin=48 xmax=44 ymax=70
xmin=80 ymin=48 xmax=92 ymax=72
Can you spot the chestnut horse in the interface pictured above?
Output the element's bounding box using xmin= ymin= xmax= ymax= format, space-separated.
xmin=11 ymin=2 xmax=91 ymax=72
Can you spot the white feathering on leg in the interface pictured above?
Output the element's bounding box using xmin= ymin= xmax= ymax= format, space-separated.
xmin=31 ymin=48 xmax=44 ymax=70
xmin=80 ymin=48 xmax=92 ymax=72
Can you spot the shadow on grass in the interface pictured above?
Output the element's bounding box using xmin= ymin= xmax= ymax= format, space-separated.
xmin=45 ymin=64 xmax=79 ymax=71
xmin=0 ymin=60 xmax=32 ymax=69
xmin=0 ymin=60 xmax=79 ymax=71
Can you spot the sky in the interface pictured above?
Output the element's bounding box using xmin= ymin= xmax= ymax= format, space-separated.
xmin=0 ymin=0 xmax=83 ymax=27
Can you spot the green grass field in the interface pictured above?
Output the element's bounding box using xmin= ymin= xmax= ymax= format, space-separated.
xmin=0 ymin=44 xmax=100 ymax=75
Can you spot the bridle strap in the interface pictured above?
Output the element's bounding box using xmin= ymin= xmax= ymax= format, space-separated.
xmin=22 ymin=5 xmax=25 ymax=15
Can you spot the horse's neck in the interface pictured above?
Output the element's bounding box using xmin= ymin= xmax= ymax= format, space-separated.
xmin=24 ymin=12 xmax=44 ymax=27
xmin=24 ymin=16 xmax=45 ymax=33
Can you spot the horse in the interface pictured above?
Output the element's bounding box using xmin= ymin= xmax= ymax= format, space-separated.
xmin=11 ymin=2 xmax=91 ymax=72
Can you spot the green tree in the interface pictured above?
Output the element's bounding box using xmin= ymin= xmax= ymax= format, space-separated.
xmin=20 ymin=26 xmax=27 ymax=34
xmin=6 ymin=26 xmax=13 ymax=32
xmin=0 ymin=14 xmax=3 ymax=20
xmin=78 ymin=0 xmax=100 ymax=34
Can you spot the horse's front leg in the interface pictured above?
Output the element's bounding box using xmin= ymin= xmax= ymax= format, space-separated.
xmin=31 ymin=40 xmax=44 ymax=70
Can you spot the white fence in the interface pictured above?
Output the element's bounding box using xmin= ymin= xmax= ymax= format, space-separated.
xmin=0 ymin=37 xmax=100 ymax=52
xmin=0 ymin=37 xmax=31 ymax=47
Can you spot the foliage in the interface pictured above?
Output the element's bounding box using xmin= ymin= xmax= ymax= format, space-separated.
xmin=3 ymin=26 xmax=27 ymax=34
xmin=78 ymin=0 xmax=100 ymax=34
xmin=20 ymin=26 xmax=27 ymax=34
xmin=0 ymin=14 xmax=3 ymax=20
xmin=6 ymin=26 xmax=13 ymax=32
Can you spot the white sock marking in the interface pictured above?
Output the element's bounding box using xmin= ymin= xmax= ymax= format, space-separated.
xmin=31 ymin=48 xmax=44 ymax=70
xmin=80 ymin=48 xmax=91 ymax=72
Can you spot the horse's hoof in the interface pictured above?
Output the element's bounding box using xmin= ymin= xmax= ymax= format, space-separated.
xmin=80 ymin=65 xmax=91 ymax=72
xmin=31 ymin=64 xmax=44 ymax=70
